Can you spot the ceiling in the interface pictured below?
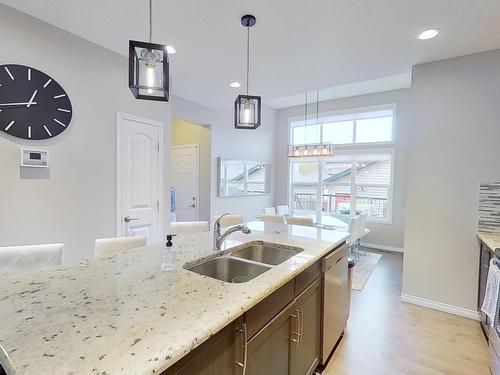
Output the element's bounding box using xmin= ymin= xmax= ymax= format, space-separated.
xmin=2 ymin=0 xmax=500 ymax=110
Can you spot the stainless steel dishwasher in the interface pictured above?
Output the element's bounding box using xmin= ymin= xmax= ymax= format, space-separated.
xmin=320 ymin=243 xmax=349 ymax=365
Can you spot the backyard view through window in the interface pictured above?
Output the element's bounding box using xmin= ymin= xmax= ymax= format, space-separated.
xmin=289 ymin=105 xmax=395 ymax=225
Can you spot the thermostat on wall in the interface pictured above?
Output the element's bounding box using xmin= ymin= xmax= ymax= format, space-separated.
xmin=20 ymin=149 xmax=49 ymax=168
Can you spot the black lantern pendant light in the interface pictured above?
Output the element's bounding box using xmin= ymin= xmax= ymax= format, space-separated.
xmin=129 ymin=0 xmax=169 ymax=101
xmin=234 ymin=15 xmax=261 ymax=129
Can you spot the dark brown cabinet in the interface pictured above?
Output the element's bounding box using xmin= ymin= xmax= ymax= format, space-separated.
xmin=246 ymin=300 xmax=296 ymax=375
xmin=290 ymin=278 xmax=321 ymax=375
xmin=246 ymin=278 xmax=321 ymax=375
xmin=163 ymin=241 xmax=347 ymax=375
xmin=163 ymin=317 xmax=244 ymax=375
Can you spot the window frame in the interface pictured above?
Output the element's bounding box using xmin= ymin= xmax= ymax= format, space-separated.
xmin=287 ymin=103 xmax=396 ymax=225
xmin=289 ymin=103 xmax=396 ymax=148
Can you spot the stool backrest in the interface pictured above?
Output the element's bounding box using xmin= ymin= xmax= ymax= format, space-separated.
xmin=286 ymin=216 xmax=314 ymax=227
xmin=261 ymin=214 xmax=286 ymax=224
xmin=171 ymin=221 xmax=209 ymax=235
xmin=0 ymin=243 xmax=63 ymax=275
xmin=213 ymin=215 xmax=244 ymax=228
xmin=94 ymin=236 xmax=146 ymax=259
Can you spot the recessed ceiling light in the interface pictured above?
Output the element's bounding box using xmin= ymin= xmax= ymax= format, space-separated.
xmin=230 ymin=82 xmax=241 ymax=88
xmin=166 ymin=45 xmax=176 ymax=54
xmin=418 ymin=28 xmax=441 ymax=40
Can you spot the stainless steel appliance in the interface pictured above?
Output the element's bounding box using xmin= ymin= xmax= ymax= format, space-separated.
xmin=321 ymin=243 xmax=349 ymax=365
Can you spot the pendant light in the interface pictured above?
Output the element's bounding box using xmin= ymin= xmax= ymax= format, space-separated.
xmin=234 ymin=15 xmax=262 ymax=129
xmin=288 ymin=90 xmax=334 ymax=157
xmin=129 ymin=0 xmax=169 ymax=101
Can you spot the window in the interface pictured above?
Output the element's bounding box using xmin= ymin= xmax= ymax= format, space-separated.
xmin=355 ymin=117 xmax=392 ymax=143
xmin=323 ymin=121 xmax=354 ymax=144
xmin=288 ymin=105 xmax=395 ymax=224
xmin=292 ymin=123 xmax=321 ymax=145
xmin=290 ymin=106 xmax=394 ymax=146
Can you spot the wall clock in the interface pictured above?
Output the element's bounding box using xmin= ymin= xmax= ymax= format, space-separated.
xmin=0 ymin=64 xmax=72 ymax=140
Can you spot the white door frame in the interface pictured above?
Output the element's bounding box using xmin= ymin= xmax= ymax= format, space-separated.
xmin=171 ymin=143 xmax=199 ymax=221
xmin=116 ymin=112 xmax=164 ymax=240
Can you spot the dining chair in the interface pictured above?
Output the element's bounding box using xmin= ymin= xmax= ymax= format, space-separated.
xmin=171 ymin=221 xmax=209 ymax=235
xmin=0 ymin=243 xmax=63 ymax=275
xmin=94 ymin=236 xmax=146 ymax=259
xmin=286 ymin=216 xmax=314 ymax=227
xmin=348 ymin=215 xmax=361 ymax=261
xmin=276 ymin=205 xmax=289 ymax=216
xmin=263 ymin=207 xmax=276 ymax=215
xmin=212 ymin=214 xmax=244 ymax=228
xmin=357 ymin=213 xmax=368 ymax=255
xmin=261 ymin=214 xmax=286 ymax=223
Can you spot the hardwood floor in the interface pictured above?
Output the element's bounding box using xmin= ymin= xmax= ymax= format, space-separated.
xmin=324 ymin=251 xmax=490 ymax=375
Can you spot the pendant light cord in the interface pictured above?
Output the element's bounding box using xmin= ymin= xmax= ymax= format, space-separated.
xmin=304 ymin=92 xmax=308 ymax=145
xmin=246 ymin=25 xmax=250 ymax=95
xmin=316 ymin=90 xmax=319 ymax=129
xmin=316 ymin=90 xmax=319 ymax=124
xmin=149 ymin=0 xmax=153 ymax=43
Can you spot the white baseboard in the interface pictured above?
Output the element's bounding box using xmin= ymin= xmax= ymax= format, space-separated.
xmin=361 ymin=242 xmax=404 ymax=253
xmin=401 ymin=293 xmax=480 ymax=321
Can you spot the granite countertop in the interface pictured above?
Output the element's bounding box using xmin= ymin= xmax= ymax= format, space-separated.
xmin=478 ymin=232 xmax=500 ymax=254
xmin=0 ymin=221 xmax=349 ymax=375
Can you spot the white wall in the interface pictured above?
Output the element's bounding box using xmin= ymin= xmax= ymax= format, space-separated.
xmin=171 ymin=119 xmax=211 ymax=221
xmin=274 ymin=90 xmax=411 ymax=250
xmin=0 ymin=5 xmax=171 ymax=263
xmin=402 ymin=49 xmax=500 ymax=313
xmin=171 ymin=96 xmax=277 ymax=223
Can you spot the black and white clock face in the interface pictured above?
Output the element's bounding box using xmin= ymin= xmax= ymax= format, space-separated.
xmin=0 ymin=64 xmax=72 ymax=140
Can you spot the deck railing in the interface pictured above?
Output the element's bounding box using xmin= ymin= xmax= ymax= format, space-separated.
xmin=293 ymin=193 xmax=387 ymax=218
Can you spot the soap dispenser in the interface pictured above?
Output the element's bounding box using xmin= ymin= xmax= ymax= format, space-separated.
xmin=161 ymin=234 xmax=177 ymax=271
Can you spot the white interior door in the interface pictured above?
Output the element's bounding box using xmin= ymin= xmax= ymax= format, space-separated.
xmin=171 ymin=144 xmax=199 ymax=221
xmin=117 ymin=113 xmax=163 ymax=244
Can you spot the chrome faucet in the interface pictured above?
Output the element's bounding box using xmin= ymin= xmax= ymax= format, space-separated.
xmin=213 ymin=213 xmax=251 ymax=251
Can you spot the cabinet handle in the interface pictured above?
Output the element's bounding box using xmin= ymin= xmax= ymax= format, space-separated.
xmin=236 ymin=323 xmax=248 ymax=375
xmin=291 ymin=310 xmax=301 ymax=348
xmin=300 ymin=305 xmax=304 ymax=343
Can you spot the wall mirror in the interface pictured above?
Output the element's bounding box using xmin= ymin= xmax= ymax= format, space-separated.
xmin=218 ymin=158 xmax=272 ymax=197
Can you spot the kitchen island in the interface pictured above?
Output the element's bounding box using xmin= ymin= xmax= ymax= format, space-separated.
xmin=0 ymin=222 xmax=349 ymax=375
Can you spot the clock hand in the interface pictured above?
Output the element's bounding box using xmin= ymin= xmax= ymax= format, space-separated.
xmin=27 ymin=90 xmax=38 ymax=108
xmin=0 ymin=102 xmax=38 ymax=107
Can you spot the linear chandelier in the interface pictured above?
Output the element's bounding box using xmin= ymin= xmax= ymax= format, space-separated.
xmin=288 ymin=91 xmax=334 ymax=157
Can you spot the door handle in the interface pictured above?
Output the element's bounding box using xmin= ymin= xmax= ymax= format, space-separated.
xmin=124 ymin=216 xmax=139 ymax=223
xmin=190 ymin=204 xmax=196 ymax=208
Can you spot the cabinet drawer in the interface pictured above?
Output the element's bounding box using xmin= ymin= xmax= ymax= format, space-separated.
xmin=162 ymin=316 xmax=244 ymax=375
xmin=245 ymin=279 xmax=294 ymax=339
xmin=295 ymin=259 xmax=321 ymax=296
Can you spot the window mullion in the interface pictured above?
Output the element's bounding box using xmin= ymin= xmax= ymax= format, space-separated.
xmin=244 ymin=165 xmax=248 ymax=194
xmin=289 ymin=162 xmax=294 ymax=215
xmin=353 ymin=119 xmax=357 ymax=144
xmin=350 ymin=162 xmax=356 ymax=217
xmin=317 ymin=162 xmax=323 ymax=224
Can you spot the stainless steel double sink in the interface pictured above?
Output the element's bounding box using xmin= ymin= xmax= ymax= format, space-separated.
xmin=186 ymin=242 xmax=303 ymax=283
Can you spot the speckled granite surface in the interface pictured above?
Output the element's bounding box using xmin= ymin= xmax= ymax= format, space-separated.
xmin=0 ymin=222 xmax=348 ymax=375
xmin=478 ymin=232 xmax=500 ymax=255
